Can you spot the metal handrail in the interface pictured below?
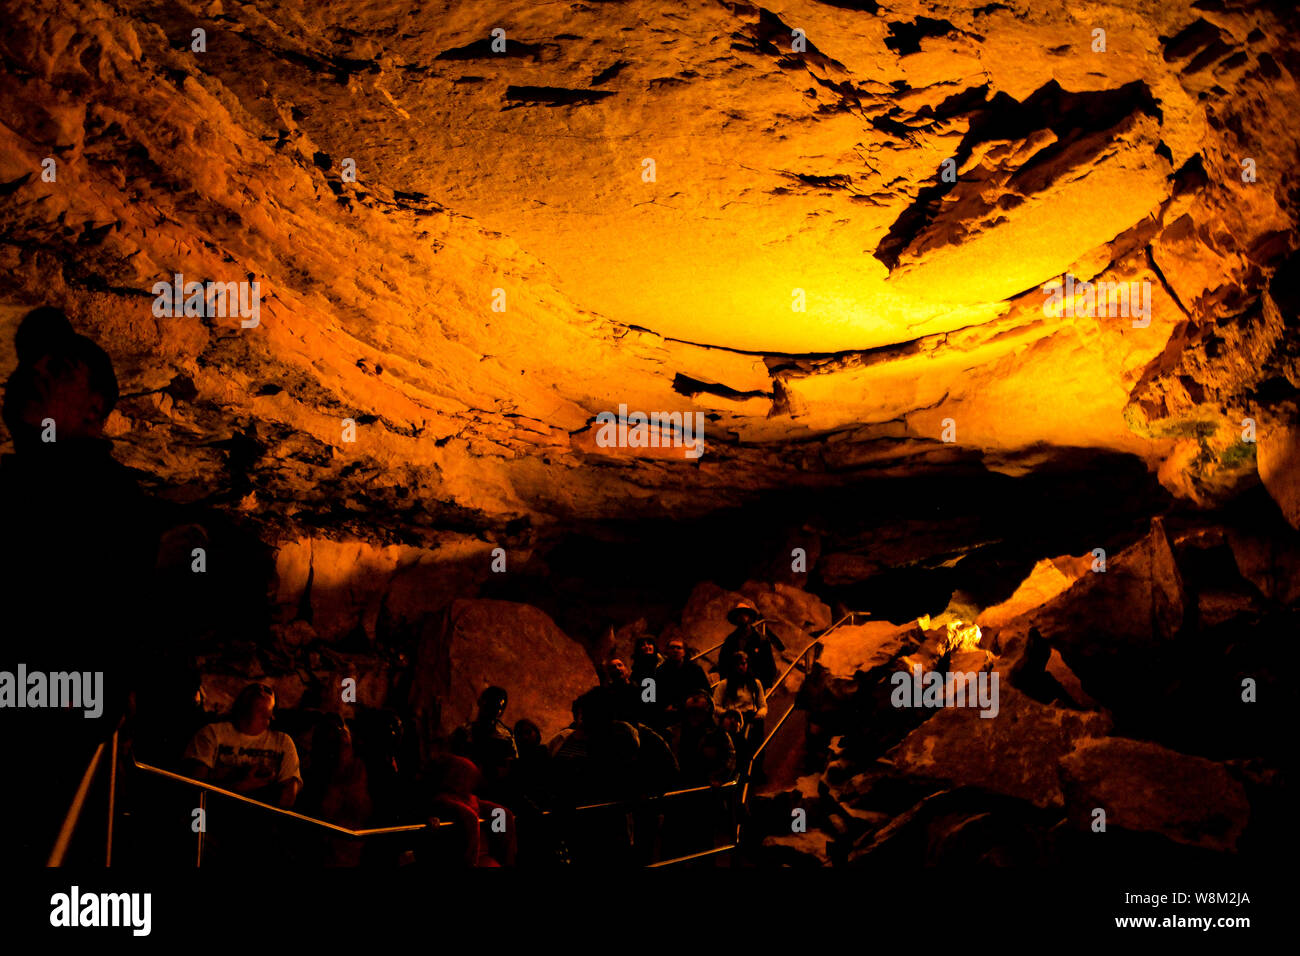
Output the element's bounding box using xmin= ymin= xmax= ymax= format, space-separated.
xmin=691 ymin=639 xmax=726 ymax=662
xmin=739 ymin=611 xmax=866 ymax=810
xmin=648 ymin=843 xmax=736 ymax=867
xmin=47 ymin=739 xmax=107 ymax=866
xmin=132 ymin=757 xmax=738 ymax=832
xmin=562 ymin=778 xmax=736 ymax=814
xmin=131 ymin=758 xmax=433 ymax=837
xmin=106 ymin=731 xmax=118 ymax=866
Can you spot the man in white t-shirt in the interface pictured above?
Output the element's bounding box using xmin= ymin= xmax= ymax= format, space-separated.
xmin=183 ymin=683 xmax=302 ymax=808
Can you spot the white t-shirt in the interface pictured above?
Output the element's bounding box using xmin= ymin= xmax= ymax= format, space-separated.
xmin=184 ymin=721 xmax=301 ymax=792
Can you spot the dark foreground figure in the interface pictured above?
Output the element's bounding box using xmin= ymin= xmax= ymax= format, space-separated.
xmin=0 ymin=308 xmax=178 ymax=864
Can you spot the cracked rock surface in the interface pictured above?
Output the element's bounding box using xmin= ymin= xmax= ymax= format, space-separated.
xmin=1 ymin=0 xmax=1298 ymax=546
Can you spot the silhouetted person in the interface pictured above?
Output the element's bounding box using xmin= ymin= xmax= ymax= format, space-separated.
xmin=628 ymin=719 xmax=679 ymax=797
xmin=546 ymin=689 xmax=643 ymax=864
xmin=549 ymin=688 xmax=639 ymax=805
xmin=672 ymin=691 xmax=736 ymax=788
xmin=507 ymin=717 xmax=556 ymax=813
xmin=356 ymin=709 xmax=416 ymax=867
xmin=600 ymin=656 xmax=641 ymax=725
xmin=663 ymin=691 xmax=735 ymax=859
xmin=452 ymin=686 xmax=518 ymax=800
xmin=422 ymin=754 xmax=516 ymax=867
xmin=453 ymin=687 xmax=518 ymax=760
xmin=653 ymin=637 xmax=711 ymax=727
xmin=299 ymin=713 xmax=371 ymax=865
xmin=630 ymin=635 xmax=662 ymax=687
xmin=624 ymin=717 xmax=678 ymax=864
xmin=719 ymin=599 xmax=784 ymax=688
xmin=129 ymin=667 xmax=206 ymax=766
xmin=511 ymin=718 xmax=548 ymax=787
xmin=0 ymin=307 xmax=165 ymax=864
xmin=547 ymin=698 xmax=584 ymax=759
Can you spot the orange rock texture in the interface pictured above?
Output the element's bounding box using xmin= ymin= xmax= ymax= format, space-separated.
xmin=0 ymin=0 xmax=1297 ymax=541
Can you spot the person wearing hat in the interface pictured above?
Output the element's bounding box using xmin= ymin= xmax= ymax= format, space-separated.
xmin=719 ymin=599 xmax=784 ymax=690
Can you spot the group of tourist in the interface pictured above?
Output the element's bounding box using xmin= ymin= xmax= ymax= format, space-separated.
xmin=167 ymin=599 xmax=788 ymax=866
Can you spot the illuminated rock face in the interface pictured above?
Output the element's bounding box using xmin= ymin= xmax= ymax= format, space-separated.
xmin=415 ymin=599 xmax=597 ymax=742
xmin=0 ymin=0 xmax=1297 ymax=542
xmin=888 ymin=684 xmax=1113 ymax=810
xmin=1059 ymin=737 xmax=1251 ymax=852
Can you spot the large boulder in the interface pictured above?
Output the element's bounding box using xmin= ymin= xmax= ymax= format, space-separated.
xmin=378 ymin=538 xmax=498 ymax=636
xmin=1226 ymin=525 xmax=1300 ymax=606
xmin=887 ymin=685 xmax=1112 ymax=809
xmin=746 ymin=581 xmax=833 ymax=635
xmin=818 ymin=621 xmax=922 ymax=681
xmin=976 ymin=553 xmax=1093 ymax=631
xmin=760 ymin=830 xmax=831 ymax=866
xmin=410 ymin=598 xmax=596 ymax=746
xmin=1059 ymin=737 xmax=1250 ymax=852
xmin=1016 ymin=518 xmax=1187 ymax=711
xmin=848 ymin=788 xmax=1054 ymax=866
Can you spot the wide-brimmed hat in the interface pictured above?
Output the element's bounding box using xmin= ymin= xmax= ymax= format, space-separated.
xmin=726 ymin=599 xmax=760 ymax=625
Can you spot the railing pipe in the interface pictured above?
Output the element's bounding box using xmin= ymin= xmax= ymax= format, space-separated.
xmin=133 ymin=758 xmax=430 ymax=837
xmin=691 ymin=639 xmax=726 ymax=662
xmin=647 ymin=843 xmax=736 ymax=867
xmin=47 ymin=741 xmax=105 ymax=867
xmin=106 ymin=730 xmax=118 ymax=866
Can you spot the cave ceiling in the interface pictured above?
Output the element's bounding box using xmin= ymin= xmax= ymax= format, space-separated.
xmin=1 ymin=0 xmax=1298 ymax=545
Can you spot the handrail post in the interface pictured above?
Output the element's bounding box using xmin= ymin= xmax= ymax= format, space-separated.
xmin=106 ymin=730 xmax=118 ymax=866
xmin=197 ymin=790 xmax=205 ymax=867
xmin=732 ymin=770 xmax=742 ymax=849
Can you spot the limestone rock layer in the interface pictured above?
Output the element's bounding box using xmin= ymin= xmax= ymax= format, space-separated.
xmin=1 ymin=0 xmax=1298 ymax=541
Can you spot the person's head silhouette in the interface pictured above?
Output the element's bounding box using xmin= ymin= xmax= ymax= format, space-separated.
xmin=2 ymin=307 xmax=118 ymax=451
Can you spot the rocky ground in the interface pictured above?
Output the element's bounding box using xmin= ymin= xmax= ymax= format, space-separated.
xmin=752 ymin=505 xmax=1289 ymax=867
